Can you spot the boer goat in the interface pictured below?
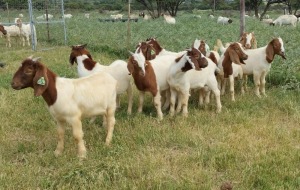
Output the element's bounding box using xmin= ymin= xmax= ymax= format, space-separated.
xmin=241 ymin=37 xmax=286 ymax=97
xmin=11 ymin=56 xmax=117 ymax=159
xmin=239 ymin=32 xmax=257 ymax=49
xmin=217 ymin=42 xmax=248 ymax=101
xmin=69 ymin=44 xmax=133 ymax=115
xmin=0 ymin=23 xmax=22 ymax=48
xmin=162 ymin=14 xmax=176 ymax=24
xmin=167 ymin=47 xmax=212 ymax=116
xmin=127 ymin=47 xmax=176 ymax=120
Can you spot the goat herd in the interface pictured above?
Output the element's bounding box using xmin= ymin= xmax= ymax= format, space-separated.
xmin=10 ymin=32 xmax=286 ymax=159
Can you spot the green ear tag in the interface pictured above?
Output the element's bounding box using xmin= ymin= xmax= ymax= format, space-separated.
xmin=37 ymin=77 xmax=46 ymax=86
xmin=151 ymin=49 xmax=155 ymax=55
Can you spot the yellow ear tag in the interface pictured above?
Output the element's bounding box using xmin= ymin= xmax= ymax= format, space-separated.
xmin=37 ymin=77 xmax=46 ymax=85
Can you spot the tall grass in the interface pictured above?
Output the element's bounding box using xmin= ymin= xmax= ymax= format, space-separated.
xmin=0 ymin=10 xmax=300 ymax=189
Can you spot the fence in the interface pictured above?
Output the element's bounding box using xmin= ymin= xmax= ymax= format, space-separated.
xmin=0 ymin=0 xmax=67 ymax=51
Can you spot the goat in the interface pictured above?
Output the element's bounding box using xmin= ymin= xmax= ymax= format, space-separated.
xmin=15 ymin=18 xmax=37 ymax=47
xmin=0 ymin=23 xmax=22 ymax=47
xmin=271 ymin=15 xmax=298 ymax=27
xmin=262 ymin=18 xmax=273 ymax=24
xmin=110 ymin=14 xmax=123 ymax=20
xmin=239 ymin=32 xmax=257 ymax=49
xmin=84 ymin=13 xmax=90 ymax=19
xmin=69 ymin=44 xmax=133 ymax=115
xmin=63 ymin=14 xmax=73 ymax=19
xmin=139 ymin=12 xmax=150 ymax=20
xmin=162 ymin=14 xmax=176 ymax=24
xmin=127 ymin=47 xmax=177 ymax=120
xmin=146 ymin=37 xmax=186 ymax=58
xmin=11 ymin=56 xmax=117 ymax=159
xmin=36 ymin=14 xmax=53 ymax=20
xmin=193 ymin=39 xmax=220 ymax=106
xmin=168 ymin=47 xmax=208 ymax=116
xmin=241 ymin=37 xmax=286 ymax=97
xmin=217 ymin=42 xmax=248 ymax=101
xmin=217 ymin=16 xmax=233 ymax=25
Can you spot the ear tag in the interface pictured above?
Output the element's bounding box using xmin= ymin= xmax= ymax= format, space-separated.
xmin=151 ymin=49 xmax=155 ymax=55
xmin=37 ymin=77 xmax=46 ymax=86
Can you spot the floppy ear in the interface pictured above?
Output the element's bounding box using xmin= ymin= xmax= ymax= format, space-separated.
xmin=228 ymin=47 xmax=243 ymax=65
xmin=33 ymin=62 xmax=49 ymax=96
xmin=266 ymin=42 xmax=274 ymax=63
xmin=146 ymin=45 xmax=156 ymax=60
xmin=127 ymin=56 xmax=134 ymax=75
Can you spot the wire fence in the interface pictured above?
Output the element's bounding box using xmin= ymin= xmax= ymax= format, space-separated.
xmin=0 ymin=0 xmax=66 ymax=51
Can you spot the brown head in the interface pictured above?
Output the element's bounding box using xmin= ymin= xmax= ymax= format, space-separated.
xmin=222 ymin=42 xmax=248 ymax=78
xmin=11 ymin=57 xmax=53 ymax=96
xmin=0 ymin=24 xmax=7 ymax=35
xmin=239 ymin=32 xmax=257 ymax=49
xmin=69 ymin=44 xmax=93 ymax=65
xmin=135 ymin=42 xmax=156 ymax=60
xmin=146 ymin=37 xmax=163 ymax=55
xmin=266 ymin=37 xmax=286 ymax=63
xmin=176 ymin=47 xmax=208 ymax=72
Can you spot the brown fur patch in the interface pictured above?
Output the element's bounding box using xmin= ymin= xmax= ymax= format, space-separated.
xmin=0 ymin=24 xmax=7 ymax=35
xmin=11 ymin=59 xmax=58 ymax=106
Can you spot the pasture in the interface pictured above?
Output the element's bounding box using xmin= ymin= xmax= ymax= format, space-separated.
xmin=0 ymin=10 xmax=300 ymax=189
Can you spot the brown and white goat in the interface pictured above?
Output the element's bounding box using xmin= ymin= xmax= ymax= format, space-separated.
xmin=11 ymin=57 xmax=117 ymax=159
xmin=239 ymin=32 xmax=257 ymax=49
xmin=217 ymin=42 xmax=248 ymax=101
xmin=241 ymin=37 xmax=286 ymax=97
xmin=69 ymin=44 xmax=133 ymax=115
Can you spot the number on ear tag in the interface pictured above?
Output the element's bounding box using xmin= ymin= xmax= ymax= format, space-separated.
xmin=37 ymin=77 xmax=46 ymax=85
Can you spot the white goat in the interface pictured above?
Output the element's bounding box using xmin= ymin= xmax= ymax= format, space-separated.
xmin=15 ymin=18 xmax=37 ymax=47
xmin=0 ymin=24 xmax=22 ymax=47
xmin=11 ymin=57 xmax=117 ymax=159
xmin=162 ymin=14 xmax=176 ymax=24
xmin=63 ymin=14 xmax=73 ymax=19
xmin=36 ymin=14 xmax=53 ymax=20
xmin=84 ymin=13 xmax=90 ymax=19
xmin=167 ymin=47 xmax=222 ymax=116
xmin=271 ymin=15 xmax=298 ymax=27
xmin=241 ymin=37 xmax=286 ymax=97
xmin=217 ymin=16 xmax=233 ymax=25
xmin=69 ymin=44 xmax=133 ymax=115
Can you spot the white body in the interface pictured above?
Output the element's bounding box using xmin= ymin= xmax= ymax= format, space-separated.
xmin=63 ymin=14 xmax=73 ymax=19
xmin=272 ymin=15 xmax=297 ymax=27
xmin=50 ymin=72 xmax=117 ymax=158
xmin=168 ymin=56 xmax=222 ymax=116
xmin=75 ymin=55 xmax=133 ymax=114
xmin=3 ymin=25 xmax=22 ymax=47
xmin=163 ymin=14 xmax=176 ymax=24
xmin=217 ymin=16 xmax=231 ymax=25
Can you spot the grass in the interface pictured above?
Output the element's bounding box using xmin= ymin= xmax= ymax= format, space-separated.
xmin=0 ymin=10 xmax=300 ymax=189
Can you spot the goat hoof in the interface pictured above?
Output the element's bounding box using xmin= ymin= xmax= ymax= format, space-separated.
xmin=54 ymin=150 xmax=62 ymax=157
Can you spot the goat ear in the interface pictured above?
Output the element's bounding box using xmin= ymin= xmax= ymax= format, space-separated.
xmin=228 ymin=48 xmax=242 ymax=65
xmin=127 ymin=57 xmax=134 ymax=75
xmin=128 ymin=51 xmax=134 ymax=55
xmin=266 ymin=42 xmax=274 ymax=63
xmin=33 ymin=63 xmax=48 ymax=96
xmin=32 ymin=57 xmax=41 ymax=62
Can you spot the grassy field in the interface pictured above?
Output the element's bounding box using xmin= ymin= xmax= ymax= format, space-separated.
xmin=0 ymin=10 xmax=300 ymax=189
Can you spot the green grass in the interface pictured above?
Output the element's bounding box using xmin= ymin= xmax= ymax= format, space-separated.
xmin=0 ymin=10 xmax=300 ymax=189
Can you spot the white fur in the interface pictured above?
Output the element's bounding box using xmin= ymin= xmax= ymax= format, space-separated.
xmin=163 ymin=14 xmax=176 ymax=24
xmin=217 ymin=16 xmax=232 ymax=25
xmin=272 ymin=15 xmax=297 ymax=27
xmin=241 ymin=38 xmax=285 ymax=97
xmin=74 ymin=55 xmax=133 ymax=115
xmin=15 ymin=18 xmax=37 ymax=47
xmin=168 ymin=54 xmax=221 ymax=116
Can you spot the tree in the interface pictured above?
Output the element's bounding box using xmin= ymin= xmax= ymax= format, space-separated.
xmin=245 ymin=0 xmax=263 ymax=18
xmin=135 ymin=0 xmax=185 ymax=18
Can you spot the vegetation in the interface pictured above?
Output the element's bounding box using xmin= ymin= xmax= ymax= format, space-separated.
xmin=0 ymin=10 xmax=300 ymax=189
